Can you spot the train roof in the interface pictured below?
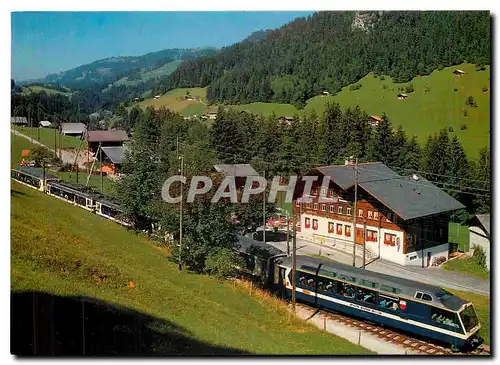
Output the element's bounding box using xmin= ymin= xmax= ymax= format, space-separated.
xmin=48 ymin=181 xmax=103 ymax=199
xmin=13 ymin=166 xmax=58 ymax=181
xmin=277 ymin=255 xmax=469 ymax=311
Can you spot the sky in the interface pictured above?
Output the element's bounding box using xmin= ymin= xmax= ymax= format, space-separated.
xmin=11 ymin=11 xmax=314 ymax=81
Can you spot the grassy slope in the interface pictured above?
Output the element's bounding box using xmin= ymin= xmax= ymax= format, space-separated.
xmin=10 ymin=182 xmax=370 ymax=355
xmin=133 ymin=87 xmax=208 ymax=116
xmin=22 ymin=85 xmax=71 ymax=96
xmin=140 ymin=64 xmax=488 ymax=157
xmin=443 ymin=257 xmax=490 ymax=280
xmin=114 ymin=60 xmax=183 ymax=88
xmin=308 ymin=254 xmax=490 ymax=345
xmin=307 ymin=63 xmax=490 ymax=158
xmin=12 ymin=125 xmax=87 ymax=149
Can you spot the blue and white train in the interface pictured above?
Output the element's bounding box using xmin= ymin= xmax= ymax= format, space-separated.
xmin=11 ymin=166 xmax=130 ymax=227
xmin=273 ymin=255 xmax=483 ymax=352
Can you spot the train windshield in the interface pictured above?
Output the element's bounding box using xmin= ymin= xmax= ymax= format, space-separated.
xmin=460 ymin=305 xmax=479 ymax=332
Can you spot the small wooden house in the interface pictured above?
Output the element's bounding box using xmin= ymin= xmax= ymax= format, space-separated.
xmin=397 ymin=93 xmax=408 ymax=100
xmin=453 ymin=69 xmax=465 ymax=76
xmin=368 ymin=115 xmax=382 ymax=126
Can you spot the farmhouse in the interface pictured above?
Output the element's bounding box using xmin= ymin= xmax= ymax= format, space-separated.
xmin=154 ymin=95 xmax=161 ymax=100
xmin=278 ymin=116 xmax=295 ymax=126
xmin=292 ymin=162 xmax=465 ymax=268
xmin=60 ymin=122 xmax=86 ymax=137
xmin=453 ymin=69 xmax=465 ymax=76
xmin=468 ymin=214 xmax=490 ymax=270
xmin=397 ymin=93 xmax=408 ymax=100
xmin=11 ymin=117 xmax=28 ymax=126
xmin=368 ymin=115 xmax=382 ymax=126
xmin=39 ymin=120 xmax=52 ymax=128
xmin=100 ymin=146 xmax=129 ymax=174
xmin=322 ymin=91 xmax=331 ymax=96
xmin=86 ymin=130 xmax=129 ymax=154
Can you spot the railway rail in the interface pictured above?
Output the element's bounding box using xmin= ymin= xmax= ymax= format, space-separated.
xmin=293 ymin=302 xmax=490 ymax=355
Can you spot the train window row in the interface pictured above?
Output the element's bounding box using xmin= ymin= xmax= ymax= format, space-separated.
xmin=430 ymin=307 xmax=460 ymax=328
xmin=12 ymin=172 xmax=41 ymax=189
xmin=297 ymin=272 xmax=400 ymax=311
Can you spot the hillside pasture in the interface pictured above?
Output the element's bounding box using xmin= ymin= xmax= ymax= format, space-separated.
xmin=132 ymin=87 xmax=208 ymax=116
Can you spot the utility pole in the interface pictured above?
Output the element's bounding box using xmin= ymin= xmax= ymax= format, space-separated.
xmin=37 ymin=104 xmax=41 ymax=141
xmin=362 ymin=218 xmax=366 ymax=269
xmin=99 ymin=142 xmax=103 ymax=193
xmin=352 ymin=157 xmax=358 ymax=267
xmin=176 ymin=135 xmax=179 ymax=159
xmin=59 ymin=121 xmax=63 ymax=161
xmin=286 ymin=213 xmax=290 ymax=256
xmin=263 ymin=170 xmax=266 ymax=245
xmin=54 ymin=122 xmax=57 ymax=159
xmin=292 ymin=215 xmax=297 ymax=314
xmin=179 ymin=155 xmax=184 ymax=271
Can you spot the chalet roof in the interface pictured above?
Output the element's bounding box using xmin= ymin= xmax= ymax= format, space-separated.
xmin=214 ymin=164 xmax=259 ymax=177
xmin=86 ymin=130 xmax=129 ymax=143
xmin=61 ymin=122 xmax=86 ymax=134
xmin=369 ymin=115 xmax=382 ymax=122
xmin=397 ymin=93 xmax=408 ymax=97
xmin=474 ymin=214 xmax=490 ymax=235
xmin=11 ymin=117 xmax=27 ymax=125
xmin=101 ymin=146 xmax=129 ymax=164
xmin=316 ymin=163 xmax=465 ymax=221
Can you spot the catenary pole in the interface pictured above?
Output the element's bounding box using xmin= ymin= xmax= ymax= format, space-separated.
xmin=352 ymin=158 xmax=358 ymax=267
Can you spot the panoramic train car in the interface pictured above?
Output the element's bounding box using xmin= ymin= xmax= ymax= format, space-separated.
xmin=11 ymin=166 xmax=58 ymax=192
xmin=46 ymin=181 xmax=101 ymax=212
xmin=274 ymin=255 xmax=482 ymax=351
xmin=95 ymin=197 xmax=130 ymax=227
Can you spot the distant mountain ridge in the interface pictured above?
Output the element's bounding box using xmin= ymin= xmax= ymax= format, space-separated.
xmin=20 ymin=47 xmax=217 ymax=89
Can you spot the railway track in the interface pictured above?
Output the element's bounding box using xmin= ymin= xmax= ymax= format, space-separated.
xmin=294 ymin=303 xmax=490 ymax=356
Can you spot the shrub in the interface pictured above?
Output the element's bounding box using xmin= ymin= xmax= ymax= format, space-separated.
xmin=382 ymin=83 xmax=388 ymax=90
xmin=424 ymin=83 xmax=430 ymax=93
xmin=437 ymin=64 xmax=444 ymax=71
xmin=448 ymin=126 xmax=454 ymax=132
xmin=460 ymin=123 xmax=468 ymax=131
xmin=472 ymin=245 xmax=486 ymax=268
xmin=482 ymin=86 xmax=488 ymax=92
xmin=463 ymin=109 xmax=468 ymax=117
xmin=30 ymin=146 xmax=53 ymax=167
xmin=349 ymin=83 xmax=362 ymax=91
xmin=405 ymin=83 xmax=414 ymax=93
xmin=454 ymin=87 xmax=458 ymax=92
xmin=204 ymin=248 xmax=245 ymax=280
xmin=435 ymin=256 xmax=447 ymax=266
xmin=379 ymin=75 xmax=385 ymax=81
xmin=466 ymin=96 xmax=477 ymax=107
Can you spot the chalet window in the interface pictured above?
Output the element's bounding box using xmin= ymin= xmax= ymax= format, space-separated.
xmin=338 ymin=282 xmax=356 ymax=298
xmin=312 ymin=219 xmax=318 ymax=230
xmin=384 ymin=233 xmax=397 ymax=246
xmin=329 ymin=190 xmax=335 ymax=198
xmin=307 ymin=202 xmax=312 ymax=208
xmin=368 ymin=210 xmax=373 ymax=219
xmin=367 ymin=230 xmax=378 ymax=242
xmin=320 ymin=187 xmax=328 ymax=197
xmin=378 ymin=295 xmax=399 ymax=311
xmin=338 ymin=205 xmax=343 ymax=214
xmin=347 ymin=207 xmax=352 ymax=216
xmin=321 ymin=204 xmax=327 ymax=212
xmin=374 ymin=211 xmax=379 ymax=220
xmin=386 ymin=212 xmax=392 ymax=222
xmin=312 ymin=189 xmax=318 ymax=196
xmin=328 ymin=222 xmax=335 ymax=233
xmin=358 ymin=209 xmax=363 ymax=217
xmin=336 ymin=223 xmax=343 ymax=235
xmin=345 ymin=225 xmax=351 ymax=237
xmin=313 ymin=202 xmax=318 ymax=210
xmin=415 ymin=292 xmax=423 ymax=299
xmin=329 ymin=205 xmax=335 ymax=213
xmin=305 ymin=218 xmax=311 ymax=229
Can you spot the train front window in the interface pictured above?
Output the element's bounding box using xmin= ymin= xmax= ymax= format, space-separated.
xmin=430 ymin=307 xmax=460 ymax=329
xmin=460 ymin=305 xmax=479 ymax=332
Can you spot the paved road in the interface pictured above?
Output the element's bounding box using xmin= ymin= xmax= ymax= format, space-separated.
xmin=238 ymin=234 xmax=490 ymax=295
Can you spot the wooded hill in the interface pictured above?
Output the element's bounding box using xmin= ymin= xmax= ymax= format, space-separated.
xmin=159 ymin=11 xmax=490 ymax=107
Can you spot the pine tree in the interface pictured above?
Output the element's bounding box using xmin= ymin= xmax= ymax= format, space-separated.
xmin=405 ymin=136 xmax=421 ymax=172
xmin=471 ymin=146 xmax=491 ymax=213
xmin=322 ymin=102 xmax=344 ymax=164
xmin=366 ymin=113 xmax=394 ymax=165
xmin=391 ymin=125 xmax=408 ymax=170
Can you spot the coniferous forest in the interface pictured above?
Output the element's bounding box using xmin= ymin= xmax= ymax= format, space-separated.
xmin=160 ymin=11 xmax=490 ymax=107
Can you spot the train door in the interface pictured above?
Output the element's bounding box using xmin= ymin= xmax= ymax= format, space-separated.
xmin=356 ymin=228 xmax=364 ymax=244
